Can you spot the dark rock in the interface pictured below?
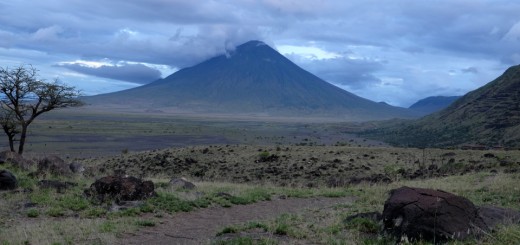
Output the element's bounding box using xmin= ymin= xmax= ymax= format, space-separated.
xmin=169 ymin=178 xmax=196 ymax=190
xmin=215 ymin=192 xmax=233 ymax=199
xmin=86 ymin=175 xmax=156 ymax=203
xmin=382 ymin=186 xmax=488 ymax=242
xmin=257 ymin=154 xmax=279 ymax=163
xmin=38 ymin=156 xmax=72 ymax=176
xmin=483 ymin=153 xmax=496 ymax=158
xmin=24 ymin=202 xmax=37 ymax=208
xmin=478 ymin=205 xmax=520 ymax=230
xmin=184 ymin=158 xmax=198 ymax=164
xmin=0 ymin=151 xmax=34 ymax=170
xmin=442 ymin=152 xmax=456 ymax=157
xmin=38 ymin=180 xmax=77 ymax=193
xmin=0 ymin=170 xmax=17 ymax=190
xmin=69 ymin=163 xmax=85 ymax=174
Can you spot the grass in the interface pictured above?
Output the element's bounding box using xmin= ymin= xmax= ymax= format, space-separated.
xmin=2 ymin=148 xmax=520 ymax=244
xmin=214 ymin=172 xmax=520 ymax=245
xmin=0 ymin=161 xmax=353 ymax=245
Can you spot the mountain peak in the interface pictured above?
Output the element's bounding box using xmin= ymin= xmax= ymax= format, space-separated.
xmin=86 ymin=40 xmax=417 ymax=120
xmin=237 ymin=40 xmax=267 ymax=49
xmin=233 ymin=40 xmax=272 ymax=55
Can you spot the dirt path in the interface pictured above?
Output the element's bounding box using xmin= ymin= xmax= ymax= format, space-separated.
xmin=118 ymin=196 xmax=354 ymax=245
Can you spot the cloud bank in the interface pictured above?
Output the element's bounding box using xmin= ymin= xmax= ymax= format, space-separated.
xmin=0 ymin=0 xmax=519 ymax=106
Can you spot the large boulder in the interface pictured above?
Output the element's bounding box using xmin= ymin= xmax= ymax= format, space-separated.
xmin=0 ymin=170 xmax=17 ymax=190
xmin=0 ymin=151 xmax=34 ymax=170
xmin=382 ymin=186 xmax=488 ymax=242
xmin=37 ymin=156 xmax=72 ymax=176
xmin=86 ymin=176 xmax=156 ymax=203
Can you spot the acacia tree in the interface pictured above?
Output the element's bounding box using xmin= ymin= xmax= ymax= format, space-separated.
xmin=0 ymin=65 xmax=83 ymax=154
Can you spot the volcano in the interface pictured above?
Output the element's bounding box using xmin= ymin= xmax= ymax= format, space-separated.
xmin=86 ymin=40 xmax=417 ymax=121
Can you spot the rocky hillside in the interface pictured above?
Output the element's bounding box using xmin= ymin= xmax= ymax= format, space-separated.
xmin=408 ymin=95 xmax=460 ymax=116
xmin=364 ymin=64 xmax=520 ymax=147
xmin=82 ymin=145 xmax=520 ymax=187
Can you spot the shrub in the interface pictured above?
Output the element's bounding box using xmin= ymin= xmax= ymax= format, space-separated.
xmin=135 ymin=220 xmax=155 ymax=227
xmin=26 ymin=209 xmax=39 ymax=218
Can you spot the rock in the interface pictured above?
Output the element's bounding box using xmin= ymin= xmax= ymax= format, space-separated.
xmin=38 ymin=156 xmax=72 ymax=176
xmin=86 ymin=175 xmax=156 ymax=203
xmin=483 ymin=153 xmax=496 ymax=158
xmin=69 ymin=162 xmax=85 ymax=174
xmin=478 ymin=205 xmax=520 ymax=230
xmin=169 ymin=178 xmax=196 ymax=190
xmin=38 ymin=180 xmax=77 ymax=193
xmin=0 ymin=170 xmax=17 ymax=190
xmin=382 ymin=186 xmax=488 ymax=242
xmin=215 ymin=192 xmax=233 ymax=199
xmin=0 ymin=151 xmax=34 ymax=170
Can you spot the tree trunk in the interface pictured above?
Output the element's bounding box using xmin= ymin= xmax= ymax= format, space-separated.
xmin=18 ymin=125 xmax=27 ymax=155
xmin=8 ymin=135 xmax=14 ymax=152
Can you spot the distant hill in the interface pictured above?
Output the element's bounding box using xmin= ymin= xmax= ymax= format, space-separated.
xmin=363 ymin=64 xmax=520 ymax=147
xmin=85 ymin=40 xmax=417 ymax=121
xmin=409 ymin=96 xmax=461 ymax=116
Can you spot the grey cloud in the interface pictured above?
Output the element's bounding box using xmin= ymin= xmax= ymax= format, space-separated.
xmin=57 ymin=63 xmax=162 ymax=84
xmin=3 ymin=0 xmax=519 ymax=68
xmin=286 ymin=54 xmax=384 ymax=89
xmin=461 ymin=67 xmax=479 ymax=74
xmin=0 ymin=0 xmax=519 ymax=105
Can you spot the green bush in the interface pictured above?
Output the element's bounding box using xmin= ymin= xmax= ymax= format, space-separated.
xmin=216 ymin=226 xmax=239 ymax=236
xmin=147 ymin=193 xmax=194 ymax=213
xmin=58 ymin=194 xmax=89 ymax=211
xmin=26 ymin=209 xmax=39 ymax=218
xmin=135 ymin=220 xmax=156 ymax=227
xmin=83 ymin=207 xmax=107 ymax=218
xmin=46 ymin=207 xmax=65 ymax=217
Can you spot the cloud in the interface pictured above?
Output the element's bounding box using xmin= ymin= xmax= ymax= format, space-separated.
xmin=461 ymin=67 xmax=479 ymax=74
xmin=32 ymin=25 xmax=64 ymax=41
xmin=282 ymin=47 xmax=384 ymax=90
xmin=0 ymin=0 xmax=519 ymax=106
xmin=57 ymin=61 xmax=162 ymax=84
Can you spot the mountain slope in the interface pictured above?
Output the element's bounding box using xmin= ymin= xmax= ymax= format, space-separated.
xmin=86 ymin=41 xmax=416 ymax=121
xmin=364 ymin=64 xmax=520 ymax=147
xmin=409 ymin=96 xmax=461 ymax=116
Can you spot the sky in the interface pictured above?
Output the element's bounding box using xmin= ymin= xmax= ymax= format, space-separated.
xmin=0 ymin=0 xmax=519 ymax=107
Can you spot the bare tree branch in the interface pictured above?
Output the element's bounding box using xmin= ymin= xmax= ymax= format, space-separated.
xmin=0 ymin=65 xmax=83 ymax=154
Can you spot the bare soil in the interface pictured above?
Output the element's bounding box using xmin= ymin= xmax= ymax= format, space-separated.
xmin=118 ymin=196 xmax=354 ymax=245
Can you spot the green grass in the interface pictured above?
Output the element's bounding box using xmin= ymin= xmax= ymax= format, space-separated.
xmin=344 ymin=217 xmax=379 ymax=234
xmin=26 ymin=208 xmax=39 ymax=218
xmin=135 ymin=220 xmax=156 ymax=227
xmin=3 ymin=155 xmax=520 ymax=245
xmin=215 ymin=172 xmax=520 ymax=245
